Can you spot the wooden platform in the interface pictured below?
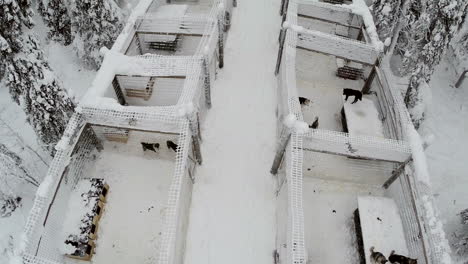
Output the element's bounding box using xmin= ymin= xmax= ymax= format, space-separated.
xmin=355 ymin=196 xmax=408 ymax=264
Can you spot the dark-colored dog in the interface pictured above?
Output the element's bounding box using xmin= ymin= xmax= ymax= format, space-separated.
xmin=389 ymin=251 xmax=417 ymax=264
xmin=309 ymin=117 xmax=319 ymax=129
xmin=299 ymin=96 xmax=311 ymax=106
xmin=166 ymin=140 xmax=178 ymax=152
xmin=370 ymin=247 xmax=388 ymax=264
xmin=142 ymin=143 xmax=160 ymax=152
xmin=343 ymin=88 xmax=362 ymax=104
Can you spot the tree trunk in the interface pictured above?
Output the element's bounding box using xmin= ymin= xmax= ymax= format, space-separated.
xmin=387 ymin=0 xmax=409 ymax=56
xmin=404 ymin=75 xmax=424 ymax=129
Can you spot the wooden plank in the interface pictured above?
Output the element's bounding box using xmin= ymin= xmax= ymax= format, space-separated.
xmin=136 ymin=31 xmax=204 ymax=37
xmin=297 ymin=30 xmax=379 ymax=65
xmin=298 ymin=2 xmax=362 ymax=29
xmin=88 ymin=123 xmax=180 ymax=136
xmin=115 ymin=74 xmax=186 ymax=79
xmin=358 ymin=196 xmax=408 ymax=264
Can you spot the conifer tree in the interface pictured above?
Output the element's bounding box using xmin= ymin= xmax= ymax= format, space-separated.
xmin=38 ymin=0 xmax=73 ymax=45
xmin=70 ymin=0 xmax=124 ymax=69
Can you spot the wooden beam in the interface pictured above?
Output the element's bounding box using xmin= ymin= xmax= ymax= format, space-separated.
xmin=297 ymin=2 xmax=362 ymax=29
xmin=112 ymin=78 xmax=127 ymax=106
xmin=301 ymin=147 xmax=404 ymax=164
xmin=275 ymin=27 xmax=287 ymax=75
xmin=297 ymin=30 xmax=379 ymax=65
xmin=135 ymin=31 xmax=204 ymax=37
xmin=88 ymin=123 xmax=180 ymax=136
xmin=383 ymin=157 xmax=412 ymax=189
xmin=362 ymin=59 xmax=380 ymax=94
xmin=115 ymin=74 xmax=186 ymax=79
xmin=455 ymin=69 xmax=468 ymax=88
xmin=271 ymin=128 xmax=292 ymax=175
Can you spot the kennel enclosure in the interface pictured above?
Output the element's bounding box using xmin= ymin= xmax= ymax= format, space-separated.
xmin=273 ymin=1 xmax=452 ymax=264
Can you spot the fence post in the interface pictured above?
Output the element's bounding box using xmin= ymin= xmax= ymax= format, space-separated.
xmin=281 ymin=0 xmax=290 ymax=24
xmin=188 ymin=114 xmax=203 ymax=165
xmin=271 ymin=126 xmax=292 ymax=175
xmin=280 ymin=0 xmax=289 ymax=17
xmin=203 ymin=56 xmax=212 ymax=108
xmin=275 ymin=26 xmax=288 ymax=76
xmin=217 ymin=13 xmax=225 ymax=69
xmin=362 ymin=59 xmax=380 ymax=94
xmin=455 ymin=69 xmax=468 ymax=88
xmin=112 ymin=78 xmax=127 ymax=106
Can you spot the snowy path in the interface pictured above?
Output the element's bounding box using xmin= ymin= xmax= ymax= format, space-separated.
xmin=183 ymin=1 xmax=281 ymax=264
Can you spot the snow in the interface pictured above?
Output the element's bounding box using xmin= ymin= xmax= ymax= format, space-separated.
xmin=381 ymin=4 xmax=392 ymax=16
xmin=384 ymin=37 xmax=391 ymax=47
xmin=151 ymin=4 xmax=188 ymax=19
xmin=343 ymin=95 xmax=385 ymax=138
xmin=182 ymin=1 xmax=278 ymax=264
xmin=418 ymin=59 xmax=468 ymax=263
xmin=407 ymin=127 xmax=431 ymax=185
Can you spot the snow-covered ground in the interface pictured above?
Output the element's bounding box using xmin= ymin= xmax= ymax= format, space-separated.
xmin=419 ymin=59 xmax=468 ymax=263
xmin=182 ymin=1 xmax=280 ymax=264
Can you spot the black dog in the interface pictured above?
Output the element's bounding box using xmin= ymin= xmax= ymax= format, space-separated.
xmin=309 ymin=117 xmax=319 ymax=129
xmin=166 ymin=140 xmax=178 ymax=152
xmin=389 ymin=251 xmax=417 ymax=264
xmin=142 ymin=142 xmax=160 ymax=152
xmin=299 ymin=96 xmax=311 ymax=106
xmin=343 ymin=88 xmax=362 ymax=104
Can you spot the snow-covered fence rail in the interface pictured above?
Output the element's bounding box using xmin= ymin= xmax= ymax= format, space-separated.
xmin=303 ymin=129 xmax=411 ymax=163
xmin=297 ymin=30 xmax=379 ymax=65
xmin=297 ymin=1 xmax=363 ymax=29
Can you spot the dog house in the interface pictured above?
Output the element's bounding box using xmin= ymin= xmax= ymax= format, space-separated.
xmin=21 ymin=113 xmax=199 ymax=264
xmin=273 ymin=1 xmax=452 ymax=264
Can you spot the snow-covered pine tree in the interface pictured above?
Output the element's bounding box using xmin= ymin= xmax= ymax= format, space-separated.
xmin=402 ymin=0 xmax=468 ymax=128
xmin=1 ymin=0 xmax=76 ymax=153
xmin=5 ymin=35 xmax=75 ymax=152
xmin=0 ymin=0 xmax=34 ymax=78
xmin=454 ymin=208 xmax=468 ymax=255
xmin=0 ymin=144 xmax=38 ymax=217
xmin=0 ymin=0 xmax=34 ymax=52
xmin=38 ymin=0 xmax=73 ymax=45
xmin=70 ymin=0 xmax=124 ymax=69
xmin=373 ymin=0 xmax=402 ymax=46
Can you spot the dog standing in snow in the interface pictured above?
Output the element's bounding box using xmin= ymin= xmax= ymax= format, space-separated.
xmin=343 ymin=88 xmax=362 ymax=104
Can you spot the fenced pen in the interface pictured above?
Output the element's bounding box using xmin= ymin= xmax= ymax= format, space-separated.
xmin=274 ymin=0 xmax=452 ymax=264
xmin=21 ymin=114 xmax=198 ymax=264
xmin=20 ymin=0 xmax=236 ymax=263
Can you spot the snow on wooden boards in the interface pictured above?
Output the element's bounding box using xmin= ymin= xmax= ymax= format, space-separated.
xmin=356 ymin=196 xmax=409 ymax=264
xmin=296 ymin=29 xmax=379 ymax=65
xmin=342 ymin=95 xmax=384 ymax=139
xmin=297 ymin=1 xmax=362 ymax=29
